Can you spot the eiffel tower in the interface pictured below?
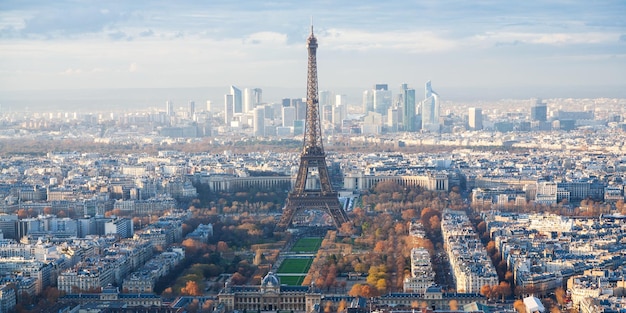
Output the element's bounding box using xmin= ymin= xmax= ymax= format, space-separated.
xmin=276 ymin=25 xmax=349 ymax=230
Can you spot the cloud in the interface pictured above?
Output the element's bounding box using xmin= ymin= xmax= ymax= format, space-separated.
xmin=20 ymin=6 xmax=130 ymax=37
xmin=320 ymin=28 xmax=456 ymax=53
xmin=108 ymin=31 xmax=130 ymax=41
xmin=1 ymin=0 xmax=624 ymax=92
xmin=61 ymin=68 xmax=82 ymax=75
xmin=472 ymin=31 xmax=622 ymax=47
xmin=495 ymin=40 xmax=522 ymax=47
xmin=139 ymin=29 xmax=154 ymax=37
xmin=243 ymin=32 xmax=288 ymax=45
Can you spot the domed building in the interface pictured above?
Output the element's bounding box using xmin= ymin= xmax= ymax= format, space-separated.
xmin=218 ymin=272 xmax=321 ymax=312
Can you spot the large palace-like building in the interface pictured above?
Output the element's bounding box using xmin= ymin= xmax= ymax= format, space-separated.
xmin=218 ymin=272 xmax=321 ymax=312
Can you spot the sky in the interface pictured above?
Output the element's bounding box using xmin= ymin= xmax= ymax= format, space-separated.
xmin=1 ymin=0 xmax=625 ymax=104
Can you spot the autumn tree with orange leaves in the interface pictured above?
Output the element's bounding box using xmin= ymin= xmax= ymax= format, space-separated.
xmin=180 ymin=281 xmax=202 ymax=296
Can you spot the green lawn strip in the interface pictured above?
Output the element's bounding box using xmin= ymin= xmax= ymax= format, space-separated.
xmin=290 ymin=237 xmax=323 ymax=252
xmin=277 ymin=258 xmax=312 ymax=274
xmin=276 ymin=274 xmax=306 ymax=286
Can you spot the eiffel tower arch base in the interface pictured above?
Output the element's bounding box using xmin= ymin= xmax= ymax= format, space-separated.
xmin=277 ymin=194 xmax=349 ymax=231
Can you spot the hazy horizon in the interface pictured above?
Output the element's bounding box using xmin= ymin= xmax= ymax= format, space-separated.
xmin=1 ymin=84 xmax=625 ymax=113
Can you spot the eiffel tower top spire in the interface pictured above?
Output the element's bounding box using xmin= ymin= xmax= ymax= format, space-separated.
xmin=304 ymin=22 xmax=322 ymax=155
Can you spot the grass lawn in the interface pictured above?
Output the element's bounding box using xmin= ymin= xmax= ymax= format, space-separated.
xmin=277 ymin=274 xmax=306 ymax=286
xmin=290 ymin=237 xmax=323 ymax=253
xmin=277 ymin=258 xmax=313 ymax=274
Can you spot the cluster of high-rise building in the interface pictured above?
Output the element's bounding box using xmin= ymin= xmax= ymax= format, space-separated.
xmin=360 ymin=81 xmax=440 ymax=134
xmin=154 ymin=80 xmax=443 ymax=139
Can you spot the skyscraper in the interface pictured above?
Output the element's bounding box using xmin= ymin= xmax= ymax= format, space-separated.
xmin=253 ymin=107 xmax=265 ymax=137
xmin=230 ymin=85 xmax=243 ymax=114
xmin=253 ymin=88 xmax=262 ymax=104
xmin=530 ymin=98 xmax=547 ymax=122
xmin=468 ymin=107 xmax=483 ymax=130
xmin=243 ymin=88 xmax=254 ymax=113
xmin=244 ymin=88 xmax=263 ymax=113
xmin=333 ymin=94 xmax=348 ymax=126
xmin=362 ymin=90 xmax=373 ymax=113
xmin=224 ymin=94 xmax=234 ymax=125
xmin=319 ymin=91 xmax=333 ymax=107
xmin=421 ymin=80 xmax=440 ymax=132
xmin=373 ymin=84 xmax=392 ymax=116
xmin=282 ymin=106 xmax=296 ymax=127
xmin=401 ymin=83 xmax=417 ymax=132
xmin=320 ymin=91 xmax=334 ymax=123
xmin=387 ymin=106 xmax=399 ymax=132
xmin=166 ymin=100 xmax=174 ymax=116
xmin=293 ymin=98 xmax=306 ymax=121
xmin=322 ymin=104 xmax=333 ymax=123
xmin=189 ymin=101 xmax=195 ymax=117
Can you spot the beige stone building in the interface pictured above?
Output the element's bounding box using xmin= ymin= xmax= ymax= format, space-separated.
xmin=218 ymin=272 xmax=321 ymax=312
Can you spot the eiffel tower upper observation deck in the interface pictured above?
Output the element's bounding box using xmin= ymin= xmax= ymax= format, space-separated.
xmin=276 ymin=26 xmax=349 ymax=230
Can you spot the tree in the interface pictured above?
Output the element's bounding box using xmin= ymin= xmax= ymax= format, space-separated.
xmin=480 ymin=284 xmax=492 ymax=299
xmin=429 ymin=215 xmax=441 ymax=233
xmin=182 ymin=238 xmax=208 ymax=256
xmin=158 ymin=285 xmax=173 ymax=297
xmin=505 ymin=271 xmax=514 ymax=285
xmin=43 ymin=286 xmax=62 ymax=303
xmin=476 ymin=221 xmax=487 ymax=235
xmin=360 ymin=284 xmax=379 ymax=298
xmin=348 ymin=284 xmax=378 ymax=298
xmin=420 ymin=207 xmax=438 ymax=224
xmin=555 ymin=287 xmax=567 ymax=305
xmin=217 ymin=241 xmax=229 ymax=252
xmin=17 ymin=209 xmax=27 ymax=219
xmin=449 ymin=299 xmax=459 ymax=310
xmin=201 ymin=299 xmax=214 ymax=313
xmin=186 ymin=298 xmax=200 ymax=313
xmin=181 ymin=280 xmax=202 ymax=296
xmin=374 ymin=180 xmax=401 ymax=194
xmin=339 ymin=222 xmax=355 ymax=235
xmin=402 ymin=209 xmax=418 ymax=221
xmin=618 ymin=199 xmax=625 ymax=214
xmin=337 ymin=300 xmax=347 ymax=312
xmin=348 ymin=284 xmax=363 ymax=297
xmin=375 ymin=279 xmax=387 ymax=293
xmin=486 ymin=241 xmax=498 ymax=256
xmin=497 ymin=281 xmax=512 ymax=302
xmin=513 ymin=299 xmax=526 ymax=313
xmin=230 ymin=272 xmax=247 ymax=285
xmin=373 ymin=241 xmax=385 ymax=253
xmin=323 ymin=301 xmax=333 ymax=313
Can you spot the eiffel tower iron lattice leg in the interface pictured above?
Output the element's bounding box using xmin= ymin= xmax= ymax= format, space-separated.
xmin=276 ymin=24 xmax=349 ymax=231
